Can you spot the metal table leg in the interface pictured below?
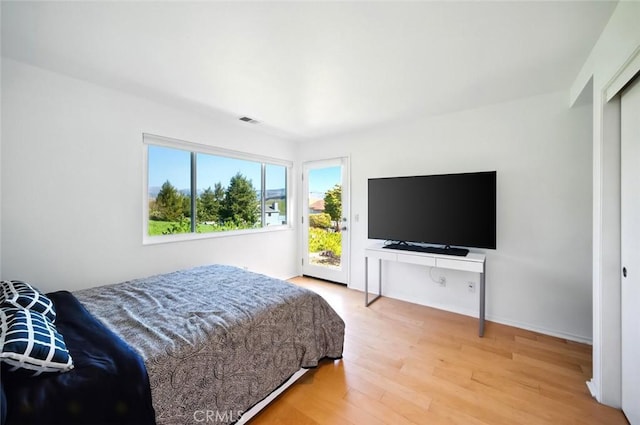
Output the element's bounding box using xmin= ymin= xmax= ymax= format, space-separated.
xmin=479 ymin=261 xmax=486 ymax=337
xmin=365 ymin=256 xmax=382 ymax=306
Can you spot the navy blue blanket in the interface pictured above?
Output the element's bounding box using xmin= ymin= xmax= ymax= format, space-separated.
xmin=2 ymin=291 xmax=155 ymax=425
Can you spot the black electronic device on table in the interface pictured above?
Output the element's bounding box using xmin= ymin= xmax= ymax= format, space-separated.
xmin=368 ymin=171 xmax=497 ymax=256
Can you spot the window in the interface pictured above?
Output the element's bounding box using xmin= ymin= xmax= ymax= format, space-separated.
xmin=144 ymin=134 xmax=290 ymax=241
xmin=148 ymin=145 xmax=192 ymax=235
xmin=264 ymin=164 xmax=287 ymax=227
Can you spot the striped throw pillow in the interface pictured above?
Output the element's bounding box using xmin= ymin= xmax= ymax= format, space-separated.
xmin=0 ymin=280 xmax=56 ymax=322
xmin=0 ymin=306 xmax=74 ymax=376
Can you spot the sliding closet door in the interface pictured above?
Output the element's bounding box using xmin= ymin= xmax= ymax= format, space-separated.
xmin=621 ymin=76 xmax=640 ymax=425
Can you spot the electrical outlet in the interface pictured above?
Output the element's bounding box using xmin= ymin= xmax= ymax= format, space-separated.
xmin=467 ymin=281 xmax=476 ymax=293
xmin=439 ymin=277 xmax=446 ymax=287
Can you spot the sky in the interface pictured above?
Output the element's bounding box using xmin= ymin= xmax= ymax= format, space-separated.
xmin=148 ymin=145 xmax=286 ymax=191
xmin=308 ymin=166 xmax=341 ymax=195
xmin=149 ymin=145 xmax=342 ymax=197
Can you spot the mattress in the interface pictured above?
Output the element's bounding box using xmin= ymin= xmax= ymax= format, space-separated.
xmin=74 ymin=265 xmax=345 ymax=424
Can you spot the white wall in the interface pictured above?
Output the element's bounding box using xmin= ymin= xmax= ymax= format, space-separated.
xmin=300 ymin=90 xmax=593 ymax=342
xmin=1 ymin=59 xmax=299 ymax=292
xmin=570 ymin=0 xmax=640 ymax=408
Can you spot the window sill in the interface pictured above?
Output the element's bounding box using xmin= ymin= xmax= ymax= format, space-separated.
xmin=143 ymin=224 xmax=294 ymax=246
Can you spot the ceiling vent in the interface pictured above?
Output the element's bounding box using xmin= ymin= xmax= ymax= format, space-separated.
xmin=239 ymin=116 xmax=259 ymax=124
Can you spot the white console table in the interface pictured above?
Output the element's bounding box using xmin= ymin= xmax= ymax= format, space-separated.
xmin=365 ymin=244 xmax=487 ymax=337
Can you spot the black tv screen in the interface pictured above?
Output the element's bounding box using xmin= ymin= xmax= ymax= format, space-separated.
xmin=368 ymin=171 xmax=496 ymax=250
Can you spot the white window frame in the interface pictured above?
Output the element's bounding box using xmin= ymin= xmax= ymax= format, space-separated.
xmin=142 ymin=133 xmax=293 ymax=245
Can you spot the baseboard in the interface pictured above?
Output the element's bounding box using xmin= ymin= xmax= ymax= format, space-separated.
xmin=353 ymin=288 xmax=593 ymax=345
xmin=485 ymin=314 xmax=592 ymax=345
xmin=586 ymin=379 xmax=598 ymax=399
xmin=375 ymin=291 xmax=480 ymax=320
xmin=416 ymin=303 xmax=592 ymax=344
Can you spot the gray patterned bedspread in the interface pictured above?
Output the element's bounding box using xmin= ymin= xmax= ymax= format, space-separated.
xmin=74 ymin=265 xmax=345 ymax=425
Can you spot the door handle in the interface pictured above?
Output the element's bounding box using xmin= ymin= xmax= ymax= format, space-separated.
xmin=623 ymin=267 xmax=627 ymax=278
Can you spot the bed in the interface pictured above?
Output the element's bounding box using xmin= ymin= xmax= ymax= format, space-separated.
xmin=1 ymin=265 xmax=345 ymax=425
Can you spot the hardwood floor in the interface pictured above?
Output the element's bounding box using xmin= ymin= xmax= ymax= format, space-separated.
xmin=249 ymin=276 xmax=627 ymax=425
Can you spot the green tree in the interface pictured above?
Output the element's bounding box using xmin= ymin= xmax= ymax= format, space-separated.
xmin=181 ymin=192 xmax=191 ymax=218
xmin=324 ymin=184 xmax=342 ymax=231
xmin=155 ymin=180 xmax=184 ymax=221
xmin=198 ymin=183 xmax=225 ymax=222
xmin=221 ymin=173 xmax=260 ymax=226
xmin=148 ymin=198 xmax=162 ymax=221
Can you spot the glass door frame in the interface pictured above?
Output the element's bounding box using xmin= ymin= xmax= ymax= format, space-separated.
xmin=301 ymin=157 xmax=350 ymax=284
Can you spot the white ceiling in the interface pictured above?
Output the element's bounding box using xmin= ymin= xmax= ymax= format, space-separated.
xmin=1 ymin=1 xmax=616 ymax=140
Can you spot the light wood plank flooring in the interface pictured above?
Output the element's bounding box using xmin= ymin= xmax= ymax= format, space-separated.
xmin=250 ymin=276 xmax=627 ymax=425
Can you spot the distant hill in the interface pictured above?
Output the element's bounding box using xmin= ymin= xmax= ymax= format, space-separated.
xmin=264 ymin=188 xmax=286 ymax=199
xmin=148 ymin=186 xmax=162 ymax=198
xmin=149 ymin=186 xmax=285 ymax=199
xmin=147 ymin=186 xmax=191 ymax=198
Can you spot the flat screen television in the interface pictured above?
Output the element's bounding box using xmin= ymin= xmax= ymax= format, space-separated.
xmin=368 ymin=171 xmax=496 ymax=256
